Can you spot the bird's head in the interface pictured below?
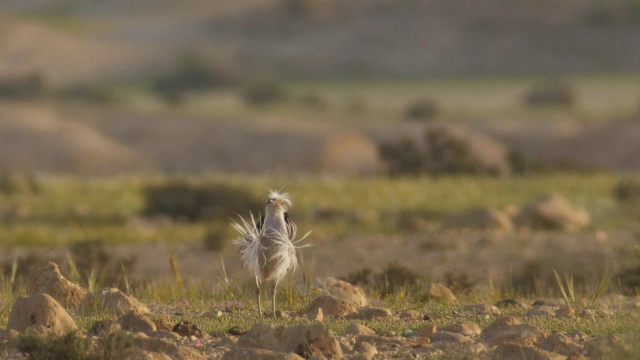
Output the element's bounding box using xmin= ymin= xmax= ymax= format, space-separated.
xmin=264 ymin=190 xmax=291 ymax=214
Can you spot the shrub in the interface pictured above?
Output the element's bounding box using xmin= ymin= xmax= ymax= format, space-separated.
xmin=374 ymin=261 xmax=420 ymax=296
xmin=70 ymin=238 xmax=136 ymax=288
xmin=524 ymin=78 xmax=575 ymax=107
xmin=18 ymin=332 xmax=97 ymax=360
xmin=203 ymin=226 xmax=227 ymax=252
xmin=403 ymin=98 xmax=439 ymax=121
xmin=152 ymin=49 xmax=242 ymax=103
xmin=0 ymin=72 xmax=50 ymax=100
xmin=297 ymin=91 xmax=328 ymax=110
xmin=0 ymin=172 xmax=41 ymax=195
xmin=243 ymin=79 xmax=289 ymax=106
xmin=614 ymin=178 xmax=640 ymax=204
xmin=142 ymin=181 xmax=262 ymax=222
xmin=379 ymin=127 xmax=501 ymax=176
xmin=57 ymin=83 xmax=113 ymax=103
xmin=341 ymin=267 xmax=373 ymax=287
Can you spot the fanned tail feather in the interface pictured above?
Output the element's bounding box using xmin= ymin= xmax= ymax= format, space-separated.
xmin=231 ymin=212 xmax=264 ymax=281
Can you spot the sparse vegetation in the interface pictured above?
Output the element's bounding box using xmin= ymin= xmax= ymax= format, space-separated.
xmin=524 ymin=78 xmax=575 ymax=107
xmin=242 ymin=79 xmax=289 ymax=106
xmin=402 ymin=98 xmax=439 ymax=121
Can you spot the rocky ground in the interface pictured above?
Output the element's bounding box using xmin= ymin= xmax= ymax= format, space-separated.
xmin=0 ymin=261 xmax=637 ymax=359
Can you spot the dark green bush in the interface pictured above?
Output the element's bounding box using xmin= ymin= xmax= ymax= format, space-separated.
xmin=524 ymin=78 xmax=575 ymax=107
xmin=57 ymin=83 xmax=113 ymax=103
xmin=243 ymin=79 xmax=289 ymax=106
xmin=0 ymin=172 xmax=41 ymax=195
xmin=379 ymin=127 xmax=499 ymax=176
xmin=403 ymin=98 xmax=439 ymax=121
xmin=152 ymin=49 xmax=242 ymax=103
xmin=142 ymin=181 xmax=262 ymax=222
xmin=374 ymin=261 xmax=420 ymax=296
xmin=341 ymin=267 xmax=373 ymax=287
xmin=70 ymin=238 xmax=136 ymax=288
xmin=0 ymin=73 xmax=50 ymax=100
xmin=614 ymin=178 xmax=640 ymax=204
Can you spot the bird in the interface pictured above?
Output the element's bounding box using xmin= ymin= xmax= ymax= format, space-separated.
xmin=231 ymin=190 xmax=310 ymax=317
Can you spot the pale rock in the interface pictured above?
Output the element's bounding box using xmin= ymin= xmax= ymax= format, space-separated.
xmin=28 ymin=261 xmax=87 ymax=310
xmin=414 ymin=324 xmax=436 ymax=337
xmin=439 ymin=321 xmax=481 ymax=337
xmin=429 ymin=331 xmax=473 ymax=344
xmin=118 ymin=310 xmax=156 ymax=334
xmin=399 ymin=309 xmax=420 ymax=319
xmin=541 ymin=332 xmax=583 ymax=356
xmin=354 ymin=341 xmax=377 ymax=359
xmin=7 ymin=293 xmax=77 ymax=336
xmin=347 ymin=307 xmax=392 ymax=320
xmin=345 ymin=323 xmax=375 ymax=336
xmin=237 ymin=323 xmax=341 ymax=360
xmin=427 ymin=283 xmax=456 ymax=304
xmin=481 ymin=316 xmax=546 ymax=346
xmin=514 ymin=193 xmax=590 ymax=231
xmin=300 ymin=277 xmax=367 ymax=306
xmin=221 ymin=348 xmax=304 ymax=360
xmin=80 ymin=287 xmax=149 ymax=316
xmin=494 ymin=342 xmax=565 ymax=360
xmin=462 ymin=303 xmax=501 ymax=316
xmin=307 ymin=294 xmax=356 ymax=317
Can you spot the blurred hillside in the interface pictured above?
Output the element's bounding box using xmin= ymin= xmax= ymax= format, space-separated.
xmin=0 ymin=0 xmax=639 ymax=175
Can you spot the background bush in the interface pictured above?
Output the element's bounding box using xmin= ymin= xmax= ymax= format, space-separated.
xmin=142 ymin=181 xmax=262 ymax=222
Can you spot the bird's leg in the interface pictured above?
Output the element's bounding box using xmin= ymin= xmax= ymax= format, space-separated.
xmin=272 ymin=280 xmax=279 ymax=318
xmin=255 ymin=276 xmax=263 ymax=318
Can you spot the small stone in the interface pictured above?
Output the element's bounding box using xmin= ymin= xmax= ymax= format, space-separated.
xmin=354 ymin=341 xmax=377 ymax=359
xmin=525 ymin=306 xmax=556 ymax=318
xmin=118 ymin=310 xmax=156 ymax=335
xmin=439 ymin=322 xmax=481 ymax=337
xmin=399 ymin=310 xmax=420 ymax=319
xmin=427 ymin=283 xmax=456 ymax=304
xmin=345 ymin=323 xmax=375 ymax=336
xmin=555 ymin=307 xmax=575 ymax=318
xmin=414 ymin=324 xmax=436 ymax=337
xmin=541 ymin=332 xmax=583 ymax=356
xmin=221 ymin=348 xmax=304 ymax=360
xmin=308 ymin=307 xmax=324 ymax=322
xmin=228 ymin=326 xmax=246 ymax=335
xmin=429 ymin=331 xmax=473 ymax=344
xmin=89 ymin=319 xmax=121 ymax=337
xmin=495 ymin=299 xmax=524 ymax=308
xmin=80 ymin=287 xmax=149 ymax=316
xmin=150 ymin=330 xmax=182 ymax=341
xmin=307 ymin=294 xmax=358 ymax=317
xmin=494 ymin=342 xmax=565 ymax=360
xmin=300 ymin=277 xmax=367 ymax=306
xmin=172 ymin=320 xmax=203 ymax=338
xmin=462 ymin=303 xmax=501 ymax=316
xmin=347 ymin=307 xmax=392 ymax=320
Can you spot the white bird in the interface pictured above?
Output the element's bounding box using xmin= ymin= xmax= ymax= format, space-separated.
xmin=231 ymin=190 xmax=310 ymax=317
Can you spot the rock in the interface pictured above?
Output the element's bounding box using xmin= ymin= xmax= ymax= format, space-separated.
xmin=308 ymin=307 xmax=324 ymax=322
xmin=347 ymin=307 xmax=393 ymax=320
xmin=414 ymin=324 xmax=437 ymax=337
xmin=462 ymin=303 xmax=501 ymax=316
xmin=89 ymin=319 xmax=121 ymax=337
xmin=525 ymin=306 xmax=556 ymax=318
xmin=345 ymin=323 xmax=375 ymax=336
xmin=445 ymin=208 xmax=513 ymax=231
xmin=541 ymin=332 xmax=583 ymax=356
xmin=439 ymin=322 xmax=481 ymax=337
xmin=555 ymin=307 xmax=575 ymax=318
xmin=129 ymin=333 xmax=206 ymax=360
xmin=80 ymin=287 xmax=149 ymax=316
xmin=514 ymin=194 xmax=590 ymax=231
xmin=237 ymin=323 xmax=342 ymax=360
xmin=399 ymin=310 xmax=420 ymax=319
xmin=307 ymin=294 xmax=357 ymax=317
xmin=495 ymin=298 xmax=525 ymax=308
xmin=7 ymin=293 xmax=78 ymax=336
xmin=584 ymin=334 xmax=624 ymax=360
xmin=426 ymin=283 xmax=456 ymax=304
xmin=228 ymin=326 xmax=246 ymax=335
xmin=153 ymin=316 xmax=174 ymax=331
xmin=429 ymin=331 xmax=473 ymax=344
xmin=302 ymin=277 xmax=367 ymax=306
xmin=493 ymin=342 xmax=565 ymax=360
xmin=150 ymin=330 xmax=183 ymax=341
xmin=355 ymin=335 xmax=412 ymax=348
xmin=221 ymin=348 xmax=304 ymax=360
xmin=27 ymin=261 xmax=87 ymax=310
xmin=118 ymin=310 xmax=156 ymax=334
xmin=172 ymin=320 xmax=203 ymax=338
xmin=481 ymin=316 xmax=546 ymax=346
xmin=354 ymin=341 xmax=377 ymax=359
